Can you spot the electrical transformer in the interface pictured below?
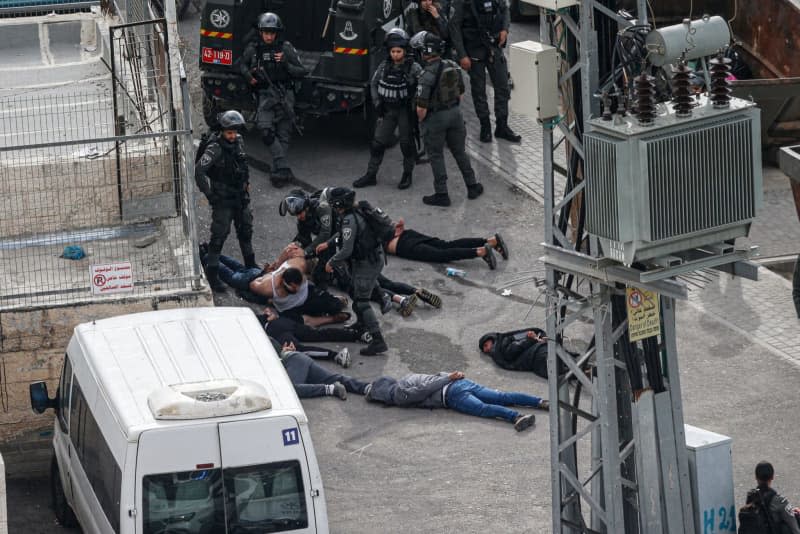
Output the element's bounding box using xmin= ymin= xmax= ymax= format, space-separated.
xmin=585 ymin=94 xmax=762 ymax=266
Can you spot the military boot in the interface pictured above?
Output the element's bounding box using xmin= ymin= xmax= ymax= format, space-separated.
xmin=479 ymin=119 xmax=492 ymax=143
xmin=360 ymin=332 xmax=388 ymax=356
xmin=422 ymin=193 xmax=451 ymax=207
xmin=204 ymin=266 xmax=227 ymax=293
xmin=398 ymin=172 xmax=413 ymax=190
xmin=243 ymin=253 xmax=259 ymax=269
xmin=495 ymin=121 xmax=522 ymax=143
xmin=353 ymin=173 xmax=377 ymax=188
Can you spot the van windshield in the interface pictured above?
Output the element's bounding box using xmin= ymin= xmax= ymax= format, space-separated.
xmin=142 ymin=461 xmax=308 ymax=534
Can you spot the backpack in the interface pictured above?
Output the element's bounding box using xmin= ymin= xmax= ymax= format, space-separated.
xmin=195 ymin=131 xmax=214 ymax=163
xmin=738 ymin=488 xmax=776 ymax=534
xmin=354 ymin=200 xmax=395 ymax=247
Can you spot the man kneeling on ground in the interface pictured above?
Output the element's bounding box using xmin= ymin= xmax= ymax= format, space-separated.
xmin=364 ymin=371 xmax=548 ymax=431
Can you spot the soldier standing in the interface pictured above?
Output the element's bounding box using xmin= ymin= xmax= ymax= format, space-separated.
xmin=195 ymin=110 xmax=256 ymax=292
xmin=449 ymin=0 xmax=521 ymax=143
xmin=240 ymin=12 xmax=307 ymax=187
xmin=325 ymin=187 xmax=388 ymax=355
xmin=353 ymin=29 xmax=422 ymax=190
xmin=414 ymin=32 xmax=483 ymax=207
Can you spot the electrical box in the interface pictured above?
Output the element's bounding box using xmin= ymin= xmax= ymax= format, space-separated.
xmin=685 ymin=425 xmax=736 ymax=534
xmin=509 ymin=40 xmax=559 ymax=121
xmin=519 ymin=0 xmax=580 ymax=9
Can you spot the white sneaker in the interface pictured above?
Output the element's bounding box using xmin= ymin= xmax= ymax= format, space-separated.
xmin=334 ymin=348 xmax=351 ymax=368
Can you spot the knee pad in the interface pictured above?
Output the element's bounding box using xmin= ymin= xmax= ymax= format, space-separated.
xmin=353 ymin=298 xmax=371 ymax=314
xmin=262 ymin=130 xmax=276 ymax=146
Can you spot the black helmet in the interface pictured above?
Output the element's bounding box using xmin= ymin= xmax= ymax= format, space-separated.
xmin=409 ymin=30 xmax=428 ymax=51
xmin=328 ymin=187 xmax=356 ymax=210
xmin=258 ymin=12 xmax=283 ymax=32
xmin=218 ymin=110 xmax=245 ymax=131
xmin=279 ymin=189 xmax=310 ymax=216
xmin=421 ymin=32 xmax=444 ymax=56
xmin=384 ymin=28 xmax=409 ymax=49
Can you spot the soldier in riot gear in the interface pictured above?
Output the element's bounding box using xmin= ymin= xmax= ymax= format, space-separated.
xmin=280 ymin=188 xmax=338 ymax=286
xmin=414 ymin=32 xmax=483 ymax=207
xmin=353 ymin=29 xmax=423 ymax=191
xmin=449 ymin=0 xmax=521 ymax=143
xmin=195 ymin=110 xmax=256 ymax=292
xmin=405 ymin=0 xmax=450 ymax=41
xmin=240 ymin=12 xmax=308 ymax=187
xmin=325 ymin=187 xmax=388 ymax=355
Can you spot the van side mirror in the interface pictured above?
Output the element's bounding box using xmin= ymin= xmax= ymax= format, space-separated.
xmin=30 ymin=382 xmax=56 ymax=414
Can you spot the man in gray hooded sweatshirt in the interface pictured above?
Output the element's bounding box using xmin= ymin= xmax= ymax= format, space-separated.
xmin=364 ymin=371 xmax=546 ymax=431
xmin=274 ymin=340 xmax=369 ymax=401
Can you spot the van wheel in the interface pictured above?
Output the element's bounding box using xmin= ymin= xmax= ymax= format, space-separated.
xmin=51 ymin=457 xmax=77 ymax=528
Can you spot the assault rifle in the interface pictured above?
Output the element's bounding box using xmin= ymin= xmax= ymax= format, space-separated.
xmin=251 ymin=64 xmax=304 ymax=136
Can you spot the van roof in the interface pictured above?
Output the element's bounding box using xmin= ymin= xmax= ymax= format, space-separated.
xmin=72 ymin=307 xmax=305 ymax=440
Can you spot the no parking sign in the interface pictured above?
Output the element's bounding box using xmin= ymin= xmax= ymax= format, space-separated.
xmin=90 ymin=262 xmax=134 ymax=295
xmin=626 ymin=286 xmax=661 ymax=342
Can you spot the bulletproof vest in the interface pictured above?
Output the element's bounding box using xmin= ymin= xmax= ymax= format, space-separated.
xmin=433 ymin=60 xmax=462 ymax=108
xmin=257 ymin=43 xmax=289 ymax=83
xmin=377 ymin=63 xmax=411 ymax=105
xmin=467 ymin=0 xmax=499 ymax=30
xmin=208 ymin=137 xmax=248 ymax=194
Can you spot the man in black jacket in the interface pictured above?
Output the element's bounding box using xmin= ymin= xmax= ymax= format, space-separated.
xmin=739 ymin=461 xmax=800 ymax=534
xmin=479 ymin=328 xmax=549 ymax=378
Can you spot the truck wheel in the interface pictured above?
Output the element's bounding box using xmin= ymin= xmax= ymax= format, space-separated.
xmin=202 ymin=92 xmax=220 ymax=130
xmin=51 ymin=456 xmax=78 ymax=528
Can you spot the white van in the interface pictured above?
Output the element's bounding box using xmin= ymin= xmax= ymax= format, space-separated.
xmin=29 ymin=307 xmax=329 ymax=534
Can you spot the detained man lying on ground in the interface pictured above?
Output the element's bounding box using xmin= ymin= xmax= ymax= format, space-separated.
xmin=479 ymin=328 xmax=578 ymax=379
xmin=384 ymin=218 xmax=508 ymax=270
xmin=364 ymin=371 xmax=548 ymax=431
xmin=273 ymin=340 xmax=370 ymax=400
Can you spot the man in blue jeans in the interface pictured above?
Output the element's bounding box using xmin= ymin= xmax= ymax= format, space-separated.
xmin=364 ymin=371 xmax=548 ymax=431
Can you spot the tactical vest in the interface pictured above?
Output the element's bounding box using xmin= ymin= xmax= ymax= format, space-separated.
xmin=377 ymin=63 xmax=411 ymax=105
xmin=431 ymin=60 xmax=462 ymax=110
xmin=208 ymin=137 xmax=248 ymax=196
xmin=467 ymin=0 xmax=499 ymax=30
xmin=256 ymin=43 xmax=290 ymax=83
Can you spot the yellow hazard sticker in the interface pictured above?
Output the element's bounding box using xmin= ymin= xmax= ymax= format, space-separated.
xmin=626 ymin=287 xmax=661 ymax=342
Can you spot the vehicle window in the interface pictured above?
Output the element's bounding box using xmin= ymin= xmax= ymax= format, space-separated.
xmin=142 ymin=469 xmax=225 ymax=534
xmin=56 ymin=355 xmax=72 ymax=433
xmin=223 ymin=461 xmax=308 ymax=533
xmin=69 ymin=380 xmax=84 ymax=455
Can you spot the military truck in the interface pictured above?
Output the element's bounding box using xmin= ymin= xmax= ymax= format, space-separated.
xmin=199 ymin=0 xmax=404 ymax=132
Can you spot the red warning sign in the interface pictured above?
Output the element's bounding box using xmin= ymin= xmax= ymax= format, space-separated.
xmin=91 ymin=262 xmax=134 ymax=296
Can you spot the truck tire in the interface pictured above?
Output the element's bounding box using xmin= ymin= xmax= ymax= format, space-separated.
xmin=202 ymin=92 xmax=220 ymax=130
xmin=51 ymin=456 xmax=78 ymax=528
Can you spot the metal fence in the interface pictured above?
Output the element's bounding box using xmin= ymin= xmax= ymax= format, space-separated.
xmin=0 ymin=6 xmax=201 ymax=309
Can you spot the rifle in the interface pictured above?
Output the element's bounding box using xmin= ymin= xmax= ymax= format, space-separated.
xmin=251 ymin=63 xmax=304 ymax=136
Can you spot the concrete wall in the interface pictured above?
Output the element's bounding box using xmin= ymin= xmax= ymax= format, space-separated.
xmin=0 ymin=289 xmax=213 ymax=478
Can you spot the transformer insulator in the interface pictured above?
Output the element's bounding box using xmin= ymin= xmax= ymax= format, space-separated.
xmin=634 ymin=72 xmax=657 ymax=126
xmin=671 ymin=61 xmax=694 ymax=118
xmin=709 ymin=52 xmax=732 ymax=109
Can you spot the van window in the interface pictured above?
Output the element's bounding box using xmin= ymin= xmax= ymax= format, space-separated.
xmin=142 ymin=461 xmax=309 ymax=534
xmin=56 ymin=355 xmax=72 ymax=433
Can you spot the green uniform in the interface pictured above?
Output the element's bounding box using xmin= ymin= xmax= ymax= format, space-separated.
xmin=195 ymin=134 xmax=254 ymax=269
xmin=416 ymin=57 xmax=477 ymax=195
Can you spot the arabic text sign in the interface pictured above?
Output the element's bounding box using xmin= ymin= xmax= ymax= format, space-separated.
xmin=626 ymin=286 xmax=661 ymax=342
xmin=91 ymin=262 xmax=134 ymax=296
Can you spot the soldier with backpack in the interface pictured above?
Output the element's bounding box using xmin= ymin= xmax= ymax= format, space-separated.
xmin=738 ymin=461 xmax=800 ymax=534
xmin=326 ymin=187 xmax=389 ymax=355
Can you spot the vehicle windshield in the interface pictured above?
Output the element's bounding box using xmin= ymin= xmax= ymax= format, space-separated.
xmin=142 ymin=461 xmax=308 ymax=534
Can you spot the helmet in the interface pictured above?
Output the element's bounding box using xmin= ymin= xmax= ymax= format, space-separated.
xmin=421 ymin=32 xmax=444 ymax=56
xmin=217 ymin=110 xmax=246 ymax=131
xmin=279 ymin=189 xmax=310 ymax=216
xmin=257 ymin=12 xmax=283 ymax=32
xmin=384 ymin=27 xmax=409 ymax=49
xmin=409 ymin=30 xmax=428 ymax=51
xmin=328 ymin=187 xmax=356 ymax=210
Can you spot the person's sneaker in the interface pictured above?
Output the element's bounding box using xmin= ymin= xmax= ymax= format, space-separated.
xmin=481 ymin=246 xmax=497 ymax=270
xmin=495 ymin=122 xmax=522 ymax=143
xmin=479 ymin=120 xmax=492 ymax=143
xmin=360 ymin=333 xmax=388 ymax=355
xmin=380 ymin=292 xmax=393 ymax=314
xmin=493 ymin=232 xmax=509 ymax=260
xmin=513 ymin=413 xmax=536 ymax=432
xmin=334 ymin=348 xmax=351 ymax=368
xmin=359 ymin=331 xmax=373 ymax=344
xmin=398 ymin=172 xmax=413 ymax=190
xmin=423 ymin=193 xmax=451 ymax=207
xmin=353 ymin=173 xmax=377 ymax=188
xmin=467 ymin=183 xmax=484 ymax=200
xmin=399 ymin=294 xmax=417 ymax=317
xmin=415 ymin=288 xmax=442 ymax=308
xmin=332 ymin=381 xmax=347 ymax=400
xmin=536 ymin=400 xmax=550 ymax=410
xmin=364 ymin=383 xmax=373 ymax=400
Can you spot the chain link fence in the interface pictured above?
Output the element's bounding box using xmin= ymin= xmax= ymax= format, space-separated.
xmin=0 ymin=3 xmax=201 ymax=310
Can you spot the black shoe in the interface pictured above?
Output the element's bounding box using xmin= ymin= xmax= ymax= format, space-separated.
xmin=204 ymin=266 xmax=227 ymax=293
xmin=495 ymin=122 xmax=522 ymax=143
xmin=270 ymin=169 xmax=290 ymax=188
xmin=423 ymin=193 xmax=451 ymax=207
xmin=415 ymin=288 xmax=442 ymax=308
xmin=353 ymin=173 xmax=377 ymax=188
xmin=481 ymin=246 xmax=497 ymax=270
xmin=360 ymin=333 xmax=388 ymax=355
xmin=243 ymin=253 xmax=258 ymax=269
xmin=494 ymin=232 xmax=509 ymax=260
xmin=398 ymin=172 xmax=413 ymax=190
xmin=513 ymin=414 xmax=535 ymax=432
xmin=479 ymin=120 xmax=492 ymax=143
xmin=467 ymin=183 xmax=484 ymax=199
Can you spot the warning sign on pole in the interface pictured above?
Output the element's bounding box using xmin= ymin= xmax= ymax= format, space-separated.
xmin=91 ymin=262 xmax=134 ymax=296
xmin=626 ymin=286 xmax=661 ymax=342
